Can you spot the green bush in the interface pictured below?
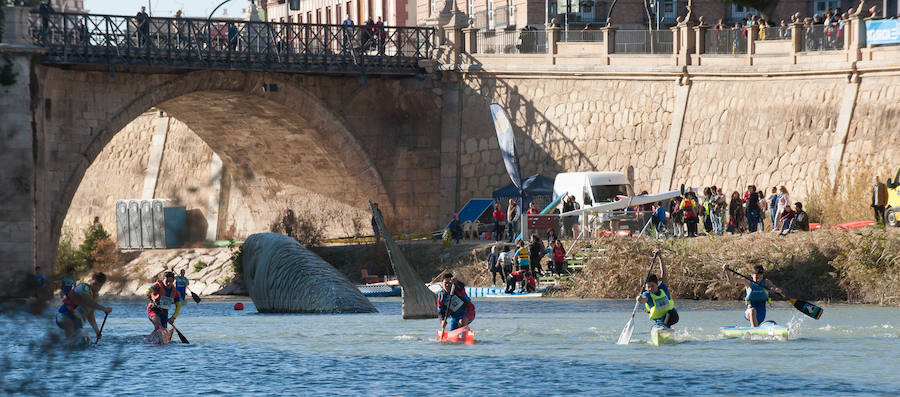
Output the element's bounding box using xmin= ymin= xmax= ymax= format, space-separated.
xmin=230 ymin=244 xmax=244 ymax=281
xmin=193 ymin=260 xmax=208 ymax=273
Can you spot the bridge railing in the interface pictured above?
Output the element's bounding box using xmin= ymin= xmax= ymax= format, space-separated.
xmin=28 ymin=11 xmax=434 ymax=74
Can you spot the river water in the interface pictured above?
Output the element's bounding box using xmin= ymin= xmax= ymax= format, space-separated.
xmin=2 ymin=297 xmax=898 ymax=395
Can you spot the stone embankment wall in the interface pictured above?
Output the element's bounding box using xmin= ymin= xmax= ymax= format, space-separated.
xmin=450 ymin=66 xmax=900 ymax=205
xmin=99 ymin=247 xmax=244 ymax=296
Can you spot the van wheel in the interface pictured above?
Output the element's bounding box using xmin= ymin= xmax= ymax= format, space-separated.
xmin=888 ymin=207 xmax=898 ymax=227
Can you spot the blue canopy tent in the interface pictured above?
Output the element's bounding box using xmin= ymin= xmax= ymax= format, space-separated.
xmin=492 ymin=174 xmax=555 ymax=202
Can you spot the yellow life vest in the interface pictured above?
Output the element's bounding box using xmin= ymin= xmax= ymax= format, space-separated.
xmin=517 ymin=247 xmax=529 ymax=261
xmin=645 ymin=288 xmax=674 ymax=319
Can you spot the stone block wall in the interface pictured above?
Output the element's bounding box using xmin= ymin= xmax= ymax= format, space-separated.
xmin=844 ymin=77 xmax=900 ymax=177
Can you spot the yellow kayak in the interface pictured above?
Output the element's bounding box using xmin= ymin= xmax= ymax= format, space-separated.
xmin=650 ymin=324 xmax=676 ymax=346
xmin=720 ymin=321 xmax=788 ymax=339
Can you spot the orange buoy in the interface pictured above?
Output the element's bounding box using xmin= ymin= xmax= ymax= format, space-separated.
xmin=234 ymin=302 xmax=244 ymax=310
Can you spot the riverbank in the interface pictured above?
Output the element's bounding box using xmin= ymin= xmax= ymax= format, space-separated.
xmin=99 ymin=247 xmax=244 ymax=296
xmin=449 ymin=228 xmax=900 ymax=305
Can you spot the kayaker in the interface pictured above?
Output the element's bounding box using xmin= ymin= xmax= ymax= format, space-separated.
xmin=723 ymin=264 xmax=783 ymax=327
xmin=174 ymin=269 xmax=189 ymax=301
xmin=146 ymin=271 xmax=183 ymax=332
xmin=55 ymin=272 xmax=113 ymax=339
xmin=636 ymin=258 xmax=679 ymax=328
xmin=437 ymin=273 xmax=474 ymax=331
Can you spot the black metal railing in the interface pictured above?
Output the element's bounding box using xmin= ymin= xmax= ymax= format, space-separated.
xmin=28 ymin=11 xmax=434 ymax=75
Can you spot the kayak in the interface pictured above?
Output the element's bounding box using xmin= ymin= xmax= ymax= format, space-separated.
xmin=721 ymin=321 xmax=788 ymax=339
xmin=145 ymin=328 xmax=174 ymax=345
xmin=436 ymin=326 xmax=475 ymax=345
xmin=649 ymin=323 xmax=675 ymax=346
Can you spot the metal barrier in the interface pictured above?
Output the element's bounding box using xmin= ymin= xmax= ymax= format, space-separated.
xmin=758 ymin=26 xmax=791 ymax=40
xmin=800 ymin=24 xmax=844 ymax=51
xmin=28 ymin=10 xmax=434 ymax=75
xmin=614 ymin=29 xmax=672 ymax=54
xmin=704 ymin=28 xmax=747 ymax=54
xmin=477 ymin=29 xmax=547 ymax=54
xmin=560 ymin=30 xmax=604 ymax=42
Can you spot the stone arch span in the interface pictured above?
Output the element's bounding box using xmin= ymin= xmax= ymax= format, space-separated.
xmin=34 ymin=67 xmax=444 ymax=269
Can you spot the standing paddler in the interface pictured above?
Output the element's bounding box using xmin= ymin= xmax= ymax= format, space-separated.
xmin=174 ymin=269 xmax=189 ymax=303
xmin=146 ymin=271 xmax=183 ymax=340
xmin=636 ymin=257 xmax=679 ymax=328
xmin=437 ymin=273 xmax=475 ymax=332
xmin=55 ymin=272 xmax=113 ymax=341
xmin=722 ymin=264 xmax=783 ymax=327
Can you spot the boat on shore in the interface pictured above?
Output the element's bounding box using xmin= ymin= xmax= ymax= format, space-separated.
xmin=721 ymin=321 xmax=788 ymax=340
xmin=357 ymin=282 xmax=402 ymax=297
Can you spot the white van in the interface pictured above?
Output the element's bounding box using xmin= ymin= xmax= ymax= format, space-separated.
xmin=553 ymin=171 xmax=632 ymax=209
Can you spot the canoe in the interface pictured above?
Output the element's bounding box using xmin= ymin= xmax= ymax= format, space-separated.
xmin=145 ymin=328 xmax=174 ymax=345
xmin=357 ymin=284 xmax=402 ymax=297
xmin=650 ymin=324 xmax=675 ymax=346
xmin=721 ymin=321 xmax=788 ymax=339
xmin=436 ymin=326 xmax=475 ymax=345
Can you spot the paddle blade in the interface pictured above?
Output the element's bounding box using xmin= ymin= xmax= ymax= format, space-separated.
xmin=173 ymin=327 xmax=189 ymax=344
xmin=616 ymin=318 xmax=635 ymax=345
xmin=191 ymin=291 xmax=201 ymax=304
xmin=790 ymin=298 xmax=823 ymax=320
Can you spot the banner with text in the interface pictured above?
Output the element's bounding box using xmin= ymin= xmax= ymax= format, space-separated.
xmin=866 ymin=19 xmax=900 ymax=45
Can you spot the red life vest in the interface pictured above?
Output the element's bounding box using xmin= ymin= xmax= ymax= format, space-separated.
xmin=148 ymin=282 xmax=180 ymax=311
xmin=62 ymin=283 xmax=89 ymax=313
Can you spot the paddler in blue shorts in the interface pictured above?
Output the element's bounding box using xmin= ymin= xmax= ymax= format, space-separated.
xmin=636 ymin=258 xmax=679 ymax=328
xmin=174 ymin=269 xmax=189 ymax=301
xmin=437 ymin=273 xmax=475 ymax=331
xmin=56 ymin=272 xmax=113 ymax=339
xmin=723 ymin=264 xmax=783 ymax=327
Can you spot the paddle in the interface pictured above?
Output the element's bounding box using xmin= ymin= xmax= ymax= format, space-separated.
xmin=438 ymin=282 xmax=456 ymax=342
xmin=725 ymin=267 xmax=823 ymax=320
xmin=187 ymin=287 xmax=201 ymax=304
xmin=170 ymin=322 xmax=190 ymax=344
xmin=94 ymin=311 xmax=109 ymax=344
xmin=616 ymin=250 xmax=661 ymax=345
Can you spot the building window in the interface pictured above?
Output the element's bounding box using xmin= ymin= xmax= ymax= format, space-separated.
xmin=508 ymin=0 xmax=515 ymax=25
xmin=430 ymin=0 xmax=435 ymax=16
xmin=661 ymin=0 xmax=676 ymax=21
xmin=488 ymin=0 xmax=495 ymax=29
xmin=468 ymin=0 xmax=475 ymax=18
xmin=326 ymin=7 xmax=332 ymax=23
xmin=731 ymin=3 xmax=752 ymax=20
xmin=814 ymin=0 xmax=841 ymax=14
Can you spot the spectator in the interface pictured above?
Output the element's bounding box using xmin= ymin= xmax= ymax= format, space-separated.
xmin=492 ymin=202 xmax=506 ymax=241
xmin=702 ymin=187 xmax=714 ymax=234
xmin=546 ymin=228 xmax=558 ymax=244
xmin=652 ymin=201 xmax=668 ymax=237
xmin=792 ymin=202 xmax=810 ymax=231
xmin=727 ymin=191 xmax=744 ymax=234
xmin=712 ymin=187 xmax=726 ymax=235
xmin=551 ymin=240 xmax=566 ymax=276
xmin=505 ymin=268 xmax=526 ymax=293
xmin=136 ymin=6 xmax=150 ymax=47
xmin=526 ymin=202 xmax=539 ymax=215
xmin=757 ymin=191 xmax=767 ymax=232
xmin=33 ymin=266 xmax=46 ymax=297
xmin=487 ymin=245 xmax=502 ymax=285
xmin=681 ymin=192 xmax=700 ymax=237
xmin=561 ymin=194 xmax=576 ymax=237
xmin=768 ymin=187 xmax=780 ymax=232
xmin=670 ymin=196 xmax=684 ymax=237
xmin=779 ymin=205 xmax=796 ymax=235
xmin=448 ymin=214 xmax=464 ymax=243
xmin=776 ymin=186 xmax=791 ymax=229
xmin=872 ymin=176 xmax=888 ymax=226
xmin=523 ymin=270 xmax=537 ymax=293
xmin=529 ymin=233 xmax=545 ymax=276
xmin=501 ymin=245 xmax=514 ymax=281
xmin=506 ymin=199 xmax=520 ymax=243
xmin=744 ymin=185 xmax=760 ymax=233
xmin=283 ymin=209 xmax=295 ymax=238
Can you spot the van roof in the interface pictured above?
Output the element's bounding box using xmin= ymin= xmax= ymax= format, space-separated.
xmin=556 ymin=171 xmax=629 ymax=185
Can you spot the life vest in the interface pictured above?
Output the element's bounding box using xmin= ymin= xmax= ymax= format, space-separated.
xmin=149 ymin=282 xmax=179 ymax=311
xmin=439 ymin=290 xmax=468 ymax=317
xmin=62 ymin=283 xmax=92 ymax=319
xmin=645 ymin=287 xmax=674 ymax=320
xmin=517 ymin=247 xmax=529 ymax=261
xmin=745 ymin=279 xmax=771 ymax=305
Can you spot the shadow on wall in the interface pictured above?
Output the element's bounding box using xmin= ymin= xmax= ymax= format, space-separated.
xmin=186 ymin=209 xmax=208 ymax=243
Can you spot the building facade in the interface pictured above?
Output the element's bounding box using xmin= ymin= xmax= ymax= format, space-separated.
xmin=415 ymin=0 xmax=899 ymax=29
xmin=263 ymin=0 xmax=416 ymax=26
xmin=49 ymin=0 xmax=86 ymax=13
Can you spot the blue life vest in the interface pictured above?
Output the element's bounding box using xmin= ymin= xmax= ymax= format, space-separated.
xmin=745 ymin=279 xmax=770 ymax=305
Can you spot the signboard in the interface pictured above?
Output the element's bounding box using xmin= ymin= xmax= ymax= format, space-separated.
xmin=866 ymin=19 xmax=900 ymax=45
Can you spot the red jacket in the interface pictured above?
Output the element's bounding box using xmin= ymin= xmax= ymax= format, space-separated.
xmin=493 ymin=209 xmax=506 ymax=222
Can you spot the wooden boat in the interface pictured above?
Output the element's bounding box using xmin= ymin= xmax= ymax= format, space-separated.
xmin=720 ymin=321 xmax=788 ymax=339
xmin=436 ymin=326 xmax=475 ymax=345
xmin=649 ymin=323 xmax=676 ymax=346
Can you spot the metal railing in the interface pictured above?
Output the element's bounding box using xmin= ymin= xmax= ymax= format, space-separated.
xmin=477 ymin=29 xmax=547 ymax=54
xmin=704 ymin=28 xmax=747 ymax=54
xmin=758 ymin=26 xmax=791 ymax=40
xmin=560 ymin=29 xmax=604 ymax=42
xmin=614 ymin=29 xmax=672 ymax=54
xmin=28 ymin=10 xmax=434 ymax=75
xmin=800 ymin=24 xmax=844 ymax=51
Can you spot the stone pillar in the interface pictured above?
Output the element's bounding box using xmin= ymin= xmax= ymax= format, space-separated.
xmin=674 ymin=22 xmax=695 ymax=65
xmin=602 ymin=26 xmax=617 ymax=54
xmin=1 ymin=6 xmax=34 ymax=46
xmin=694 ymin=24 xmax=708 ymax=57
xmin=463 ymin=27 xmax=478 ymax=53
xmin=846 ymin=15 xmax=867 ymax=61
xmin=747 ymin=23 xmax=758 ymax=57
xmin=790 ymin=22 xmax=803 ymax=53
xmin=547 ymin=26 xmax=560 ymax=64
xmin=442 ymin=9 xmax=467 ymax=63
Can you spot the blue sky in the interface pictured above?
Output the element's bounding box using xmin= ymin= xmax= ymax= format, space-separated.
xmin=84 ymin=0 xmax=252 ymax=18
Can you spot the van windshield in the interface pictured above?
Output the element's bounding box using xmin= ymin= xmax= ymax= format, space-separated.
xmin=591 ymin=185 xmax=628 ymax=203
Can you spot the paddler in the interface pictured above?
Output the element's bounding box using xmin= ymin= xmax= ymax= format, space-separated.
xmin=723 ymin=264 xmax=783 ymax=327
xmin=55 ymin=272 xmax=113 ymax=339
xmin=636 ymin=258 xmax=679 ymax=328
xmin=146 ymin=271 xmax=183 ymax=332
xmin=174 ymin=269 xmax=189 ymax=302
xmin=57 ymin=266 xmax=77 ymax=299
xmin=437 ymin=273 xmax=475 ymax=331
